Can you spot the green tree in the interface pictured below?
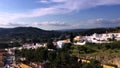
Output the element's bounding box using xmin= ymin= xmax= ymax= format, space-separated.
xmin=47 ymin=39 xmax=55 ymax=49
xmin=70 ymin=33 xmax=74 ymax=43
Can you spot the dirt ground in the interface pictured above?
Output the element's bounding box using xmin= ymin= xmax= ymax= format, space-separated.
xmin=0 ymin=49 xmax=6 ymax=67
xmin=0 ymin=54 xmax=3 ymax=67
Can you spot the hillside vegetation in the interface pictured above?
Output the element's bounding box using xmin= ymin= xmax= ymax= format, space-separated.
xmin=0 ymin=27 xmax=61 ymax=42
xmin=70 ymin=41 xmax=120 ymax=67
xmin=15 ymin=41 xmax=120 ymax=68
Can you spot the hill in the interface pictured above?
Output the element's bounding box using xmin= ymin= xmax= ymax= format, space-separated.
xmin=56 ymin=29 xmax=88 ymax=32
xmin=0 ymin=27 xmax=61 ymax=43
xmin=0 ymin=27 xmax=119 ymax=43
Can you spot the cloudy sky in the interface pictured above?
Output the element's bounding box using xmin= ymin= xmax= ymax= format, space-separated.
xmin=0 ymin=0 xmax=120 ymax=30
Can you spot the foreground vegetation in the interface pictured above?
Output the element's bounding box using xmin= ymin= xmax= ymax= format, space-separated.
xmin=15 ymin=43 xmax=103 ymax=68
xmin=70 ymin=41 xmax=120 ymax=67
xmin=15 ymin=41 xmax=120 ymax=68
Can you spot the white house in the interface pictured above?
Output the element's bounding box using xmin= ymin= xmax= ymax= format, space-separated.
xmin=22 ymin=43 xmax=46 ymax=49
xmin=56 ymin=40 xmax=65 ymax=48
xmin=84 ymin=32 xmax=120 ymax=43
xmin=74 ymin=40 xmax=86 ymax=45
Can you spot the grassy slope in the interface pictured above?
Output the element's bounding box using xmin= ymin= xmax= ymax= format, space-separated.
xmin=70 ymin=41 xmax=120 ymax=67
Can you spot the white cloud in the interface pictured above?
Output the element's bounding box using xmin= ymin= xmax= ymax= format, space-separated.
xmin=0 ymin=21 xmax=70 ymax=27
xmin=37 ymin=0 xmax=120 ymax=12
xmin=50 ymin=0 xmax=67 ymax=3
xmin=0 ymin=18 xmax=120 ymax=29
xmin=36 ymin=18 xmax=120 ymax=29
xmin=37 ymin=0 xmax=49 ymax=3
xmin=0 ymin=0 xmax=120 ymax=28
xmin=80 ymin=18 xmax=120 ymax=28
xmin=1 ymin=0 xmax=120 ymax=20
xmin=33 ymin=21 xmax=71 ymax=26
xmin=37 ymin=0 xmax=66 ymax=3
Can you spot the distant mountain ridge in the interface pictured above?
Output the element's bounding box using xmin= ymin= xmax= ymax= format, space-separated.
xmin=0 ymin=27 xmax=61 ymax=41
xmin=56 ymin=29 xmax=88 ymax=32
xmin=0 ymin=27 xmax=119 ymax=40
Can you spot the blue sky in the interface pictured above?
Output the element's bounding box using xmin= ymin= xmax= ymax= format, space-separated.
xmin=0 ymin=0 xmax=120 ymax=30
